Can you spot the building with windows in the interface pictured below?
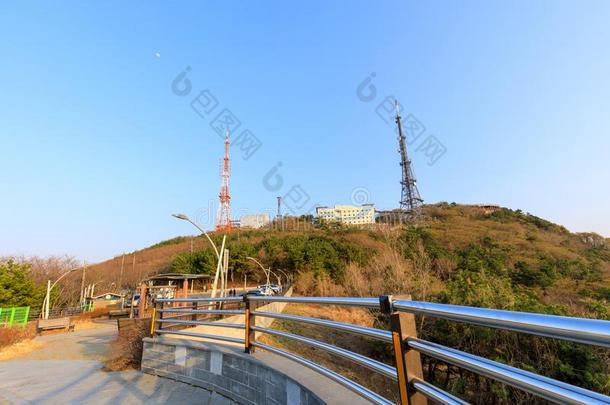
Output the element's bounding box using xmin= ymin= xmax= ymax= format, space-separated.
xmin=239 ymin=213 xmax=271 ymax=229
xmin=316 ymin=204 xmax=375 ymax=226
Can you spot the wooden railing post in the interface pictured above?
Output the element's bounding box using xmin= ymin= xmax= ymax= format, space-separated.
xmin=381 ymin=295 xmax=427 ymax=405
xmin=150 ymin=299 xmax=158 ymax=337
xmin=244 ymin=295 xmax=256 ymax=353
xmin=192 ymin=300 xmax=198 ymax=323
xmin=138 ymin=283 xmax=147 ymax=319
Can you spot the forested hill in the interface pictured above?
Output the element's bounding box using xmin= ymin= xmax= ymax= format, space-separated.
xmin=81 ymin=203 xmax=609 ymax=320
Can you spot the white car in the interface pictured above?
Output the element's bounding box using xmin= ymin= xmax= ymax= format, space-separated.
xmin=257 ymin=284 xmax=280 ymax=294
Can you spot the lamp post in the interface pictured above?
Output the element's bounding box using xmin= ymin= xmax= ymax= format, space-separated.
xmin=246 ymin=257 xmax=271 ymax=287
xmin=172 ymin=213 xmax=225 ymax=299
xmin=42 ymin=266 xmax=85 ymax=320
xmin=276 ymin=269 xmax=291 ymax=288
xmin=172 ymin=214 xmax=220 ymax=259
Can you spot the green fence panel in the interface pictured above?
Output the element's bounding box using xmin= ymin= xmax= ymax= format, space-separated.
xmin=0 ymin=306 xmax=31 ymax=327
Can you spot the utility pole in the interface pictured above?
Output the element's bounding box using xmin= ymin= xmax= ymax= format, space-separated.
xmin=118 ymin=254 xmax=125 ymax=293
xmin=277 ymin=196 xmax=282 ymax=231
xmin=133 ymin=254 xmax=139 ymax=285
xmin=80 ymin=261 xmax=86 ymax=306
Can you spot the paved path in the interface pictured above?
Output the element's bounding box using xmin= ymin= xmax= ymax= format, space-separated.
xmin=0 ymin=322 xmax=236 ymax=404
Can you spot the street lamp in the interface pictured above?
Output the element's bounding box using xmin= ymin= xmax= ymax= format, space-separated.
xmin=172 ymin=213 xmax=225 ymax=299
xmin=246 ymin=257 xmax=271 ymax=287
xmin=172 ymin=214 xmax=220 ymax=259
xmin=276 ymin=269 xmax=291 ymax=287
xmin=42 ymin=266 xmax=85 ymax=320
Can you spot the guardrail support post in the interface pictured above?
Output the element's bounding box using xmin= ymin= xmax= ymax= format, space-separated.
xmin=150 ymin=299 xmax=157 ymax=337
xmin=244 ymin=295 xmax=256 ymax=353
xmin=381 ymin=295 xmax=427 ymax=405
xmin=192 ymin=300 xmax=198 ymax=322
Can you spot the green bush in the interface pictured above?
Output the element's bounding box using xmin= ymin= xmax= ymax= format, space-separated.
xmin=511 ymin=260 xmax=557 ymax=288
xmin=0 ymin=261 xmax=46 ymax=308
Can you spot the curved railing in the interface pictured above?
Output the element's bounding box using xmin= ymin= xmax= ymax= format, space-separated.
xmin=151 ymin=295 xmax=610 ymax=405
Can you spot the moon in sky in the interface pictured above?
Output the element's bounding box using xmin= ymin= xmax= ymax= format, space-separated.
xmin=155 ymin=52 xmax=161 ymax=58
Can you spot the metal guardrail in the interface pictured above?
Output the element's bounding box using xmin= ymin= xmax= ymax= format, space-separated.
xmin=393 ymin=300 xmax=610 ymax=348
xmin=150 ymin=295 xmax=610 ymax=405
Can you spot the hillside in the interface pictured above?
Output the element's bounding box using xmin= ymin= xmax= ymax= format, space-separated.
xmin=46 ymin=203 xmax=610 ymax=403
xmin=83 ymin=203 xmax=609 ymax=312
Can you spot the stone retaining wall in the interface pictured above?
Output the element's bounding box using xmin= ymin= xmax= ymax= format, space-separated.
xmin=141 ymin=337 xmax=324 ymax=405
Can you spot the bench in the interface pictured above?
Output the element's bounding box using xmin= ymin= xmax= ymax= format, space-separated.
xmin=37 ymin=317 xmax=74 ymax=333
xmin=109 ymin=309 xmax=130 ymax=319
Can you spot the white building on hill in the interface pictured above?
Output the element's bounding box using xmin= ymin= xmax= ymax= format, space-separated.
xmin=240 ymin=213 xmax=271 ymax=229
xmin=316 ymin=204 xmax=375 ymax=226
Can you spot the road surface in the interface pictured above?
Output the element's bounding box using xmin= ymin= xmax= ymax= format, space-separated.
xmin=0 ymin=321 xmax=236 ymax=404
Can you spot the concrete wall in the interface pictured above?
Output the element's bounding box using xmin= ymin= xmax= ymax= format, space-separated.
xmin=142 ymin=337 xmax=324 ymax=405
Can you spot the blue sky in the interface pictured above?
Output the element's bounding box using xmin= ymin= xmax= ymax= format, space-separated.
xmin=1 ymin=1 xmax=609 ymax=262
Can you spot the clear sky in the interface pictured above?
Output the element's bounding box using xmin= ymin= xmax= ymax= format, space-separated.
xmin=1 ymin=1 xmax=609 ymax=262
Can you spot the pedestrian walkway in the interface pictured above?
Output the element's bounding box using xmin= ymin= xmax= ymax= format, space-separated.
xmin=0 ymin=321 xmax=236 ymax=404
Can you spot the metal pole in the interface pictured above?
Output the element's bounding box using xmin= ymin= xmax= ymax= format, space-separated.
xmin=246 ymin=257 xmax=269 ymax=287
xmin=119 ymin=254 xmax=125 ymax=293
xmin=45 ymin=280 xmax=51 ymax=319
xmin=210 ymin=236 xmax=227 ymax=299
xmin=224 ymin=249 xmax=229 ymax=297
xmin=80 ymin=262 xmax=86 ymax=306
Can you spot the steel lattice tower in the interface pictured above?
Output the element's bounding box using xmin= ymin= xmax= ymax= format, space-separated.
xmin=395 ymin=101 xmax=423 ymax=220
xmin=216 ymin=130 xmax=233 ymax=231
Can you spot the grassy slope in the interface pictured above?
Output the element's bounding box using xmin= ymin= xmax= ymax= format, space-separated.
xmin=85 ymin=203 xmax=609 ymax=309
xmin=81 ymin=204 xmax=609 ymax=403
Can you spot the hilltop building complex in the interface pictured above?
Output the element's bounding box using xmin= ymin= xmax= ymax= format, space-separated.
xmin=316 ymin=204 xmax=375 ymax=226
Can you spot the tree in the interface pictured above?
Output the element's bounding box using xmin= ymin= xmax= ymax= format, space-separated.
xmin=0 ymin=260 xmax=46 ymax=307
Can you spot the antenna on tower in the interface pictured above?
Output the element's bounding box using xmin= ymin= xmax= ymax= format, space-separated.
xmin=395 ymin=100 xmax=423 ymax=221
xmin=216 ymin=129 xmax=233 ymax=231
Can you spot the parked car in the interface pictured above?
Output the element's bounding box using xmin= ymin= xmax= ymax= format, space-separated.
xmin=257 ymin=284 xmax=281 ymax=294
xmin=124 ymin=294 xmax=140 ymax=308
xmin=240 ymin=289 xmax=266 ymax=297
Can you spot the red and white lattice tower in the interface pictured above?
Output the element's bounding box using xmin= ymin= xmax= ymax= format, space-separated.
xmin=216 ymin=130 xmax=233 ymax=231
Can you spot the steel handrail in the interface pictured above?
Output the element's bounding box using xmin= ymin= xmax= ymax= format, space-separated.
xmin=252 ymin=311 xmax=392 ymax=343
xmin=157 ymin=318 xmax=245 ymax=329
xmin=248 ymin=295 xmax=381 ymax=308
xmin=252 ymin=326 xmax=396 ymax=380
xmin=393 ymin=300 xmax=610 ymax=348
xmin=412 ymin=378 xmax=469 ymax=405
xmin=156 ymin=296 xmax=243 ymax=303
xmin=156 ymin=329 xmax=244 ymax=344
xmin=407 ymin=337 xmax=610 ymax=404
xmin=151 ymin=295 xmax=610 ymax=404
xmin=252 ymin=341 xmax=393 ymax=405
xmin=158 ymin=308 xmax=245 ymax=315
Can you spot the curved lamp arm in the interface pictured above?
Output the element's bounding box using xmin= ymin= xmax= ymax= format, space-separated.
xmin=172 ymin=214 xmax=220 ymax=259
